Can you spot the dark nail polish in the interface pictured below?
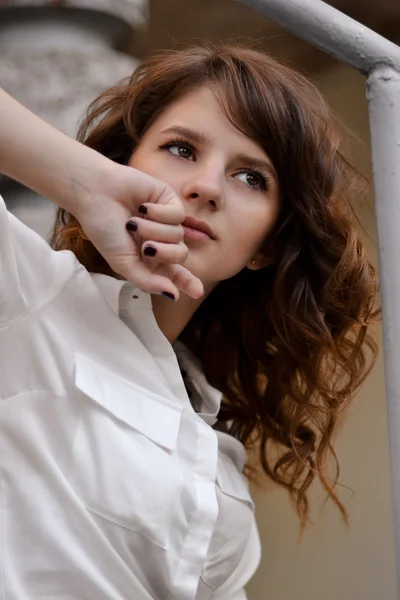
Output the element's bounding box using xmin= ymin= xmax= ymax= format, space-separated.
xmin=161 ymin=292 xmax=175 ymax=301
xmin=138 ymin=205 xmax=148 ymax=215
xmin=144 ymin=245 xmax=157 ymax=257
xmin=126 ymin=220 xmax=138 ymax=232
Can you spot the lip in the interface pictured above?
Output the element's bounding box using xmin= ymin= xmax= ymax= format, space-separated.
xmin=182 ymin=216 xmax=215 ymax=240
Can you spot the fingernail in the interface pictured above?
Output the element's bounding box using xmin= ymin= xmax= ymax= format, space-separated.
xmin=138 ymin=205 xmax=148 ymax=215
xmin=161 ymin=292 xmax=175 ymax=301
xmin=143 ymin=245 xmax=157 ymax=257
xmin=126 ymin=220 xmax=138 ymax=232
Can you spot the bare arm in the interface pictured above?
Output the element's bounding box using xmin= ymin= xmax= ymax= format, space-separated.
xmin=0 ymin=88 xmax=203 ymax=299
xmin=0 ymin=87 xmax=105 ymax=216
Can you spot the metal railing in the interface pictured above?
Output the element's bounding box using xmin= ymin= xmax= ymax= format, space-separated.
xmin=236 ymin=0 xmax=400 ymax=595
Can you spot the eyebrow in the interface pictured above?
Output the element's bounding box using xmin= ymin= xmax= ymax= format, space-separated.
xmin=160 ymin=125 xmax=208 ymax=146
xmin=236 ymin=153 xmax=277 ymax=182
xmin=160 ymin=125 xmax=277 ymax=182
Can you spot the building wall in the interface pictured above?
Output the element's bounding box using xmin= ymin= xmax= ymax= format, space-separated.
xmin=247 ymin=64 xmax=397 ymax=600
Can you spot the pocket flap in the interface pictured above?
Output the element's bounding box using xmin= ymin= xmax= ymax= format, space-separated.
xmin=75 ymin=352 xmax=182 ymax=451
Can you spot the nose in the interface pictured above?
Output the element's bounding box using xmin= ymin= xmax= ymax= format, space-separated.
xmin=182 ymin=162 xmax=224 ymax=210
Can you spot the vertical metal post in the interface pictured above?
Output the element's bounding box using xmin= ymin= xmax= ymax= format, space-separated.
xmin=235 ymin=0 xmax=400 ymax=595
xmin=367 ymin=68 xmax=400 ymax=597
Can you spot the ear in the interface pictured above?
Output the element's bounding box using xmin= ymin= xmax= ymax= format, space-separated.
xmin=246 ymin=251 xmax=274 ymax=271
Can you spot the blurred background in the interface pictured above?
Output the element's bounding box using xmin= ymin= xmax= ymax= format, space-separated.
xmin=1 ymin=1 xmax=399 ymax=598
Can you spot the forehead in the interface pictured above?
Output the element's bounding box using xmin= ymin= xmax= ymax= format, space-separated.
xmin=143 ymin=86 xmax=269 ymax=159
xmin=152 ymin=86 xmax=224 ymax=124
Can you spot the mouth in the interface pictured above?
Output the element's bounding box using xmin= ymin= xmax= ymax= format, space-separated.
xmin=182 ymin=216 xmax=215 ymax=241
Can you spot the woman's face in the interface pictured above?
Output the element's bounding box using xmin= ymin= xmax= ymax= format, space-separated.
xmin=129 ymin=86 xmax=280 ymax=289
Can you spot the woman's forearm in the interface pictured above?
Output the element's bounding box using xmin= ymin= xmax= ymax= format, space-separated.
xmin=0 ymin=87 xmax=107 ymax=215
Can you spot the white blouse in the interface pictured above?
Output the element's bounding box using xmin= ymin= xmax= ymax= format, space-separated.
xmin=0 ymin=195 xmax=261 ymax=600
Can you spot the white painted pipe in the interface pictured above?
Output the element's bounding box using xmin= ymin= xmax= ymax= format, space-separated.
xmin=236 ymin=0 xmax=400 ymax=74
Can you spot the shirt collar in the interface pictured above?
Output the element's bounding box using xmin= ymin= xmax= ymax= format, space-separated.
xmin=90 ymin=273 xmax=126 ymax=316
xmin=91 ymin=273 xmax=222 ymax=425
xmin=173 ymin=340 xmax=221 ymax=426
xmin=90 ymin=273 xmax=154 ymax=314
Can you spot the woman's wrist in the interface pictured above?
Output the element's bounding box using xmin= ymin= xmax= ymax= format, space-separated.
xmin=56 ymin=141 xmax=112 ymax=219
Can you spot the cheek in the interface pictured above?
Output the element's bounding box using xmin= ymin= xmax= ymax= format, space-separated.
xmin=129 ymin=150 xmax=156 ymax=176
xmin=207 ymin=215 xmax=270 ymax=281
xmin=228 ymin=208 xmax=275 ymax=255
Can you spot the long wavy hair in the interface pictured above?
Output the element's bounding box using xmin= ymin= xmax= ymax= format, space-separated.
xmin=52 ymin=43 xmax=379 ymax=529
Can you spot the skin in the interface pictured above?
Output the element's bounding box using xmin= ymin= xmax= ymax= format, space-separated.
xmin=128 ymin=86 xmax=281 ymax=342
xmin=0 ymin=85 xmax=279 ymax=343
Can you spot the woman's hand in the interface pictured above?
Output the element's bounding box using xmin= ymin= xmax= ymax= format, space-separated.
xmin=0 ymin=88 xmax=202 ymax=301
xmin=74 ymin=160 xmax=204 ymax=301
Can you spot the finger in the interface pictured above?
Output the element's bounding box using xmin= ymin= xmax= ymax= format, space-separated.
xmin=111 ymin=254 xmax=181 ymax=300
xmin=136 ymin=202 xmax=185 ymax=225
xmin=127 ymin=218 xmax=184 ymax=244
xmin=159 ymin=263 xmax=204 ymax=300
xmin=141 ymin=241 xmax=189 ymax=265
xmin=121 ymin=168 xmax=183 ymax=214
xmin=147 ymin=180 xmax=184 ymax=209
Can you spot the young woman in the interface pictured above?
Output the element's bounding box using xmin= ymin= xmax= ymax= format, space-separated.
xmin=0 ymin=44 xmax=378 ymax=600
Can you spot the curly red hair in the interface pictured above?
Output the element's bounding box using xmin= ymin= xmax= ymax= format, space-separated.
xmin=51 ymin=43 xmax=379 ymax=529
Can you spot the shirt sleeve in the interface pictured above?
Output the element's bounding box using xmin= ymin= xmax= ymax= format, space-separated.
xmin=0 ymin=194 xmax=79 ymax=325
xmin=210 ymin=517 xmax=262 ymax=600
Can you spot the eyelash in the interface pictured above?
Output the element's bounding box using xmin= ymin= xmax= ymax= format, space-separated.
xmin=159 ymin=138 xmax=195 ymax=162
xmin=235 ymin=168 xmax=269 ymax=191
xmin=159 ymin=137 xmax=270 ymax=191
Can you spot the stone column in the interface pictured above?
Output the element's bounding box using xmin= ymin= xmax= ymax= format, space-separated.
xmin=0 ymin=0 xmax=147 ymax=237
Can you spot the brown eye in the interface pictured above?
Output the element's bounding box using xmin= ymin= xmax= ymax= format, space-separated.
xmin=168 ymin=144 xmax=194 ymax=160
xmin=235 ymin=170 xmax=265 ymax=189
xmin=245 ymin=173 xmax=259 ymax=187
xmin=178 ymin=146 xmax=192 ymax=159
